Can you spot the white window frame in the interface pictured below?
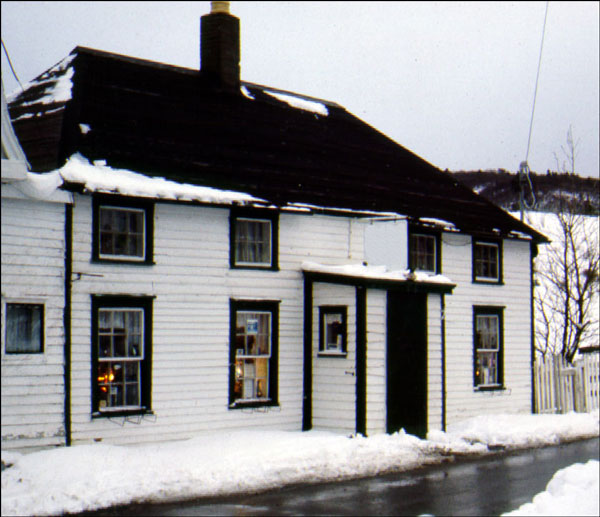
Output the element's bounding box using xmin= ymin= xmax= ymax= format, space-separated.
xmin=233 ymin=310 xmax=272 ymax=403
xmin=475 ymin=314 xmax=500 ymax=388
xmin=96 ymin=307 xmax=145 ymax=412
xmin=234 ymin=217 xmax=272 ymax=267
xmin=98 ymin=206 xmax=146 ymax=262
xmin=474 ymin=241 xmax=499 ymax=282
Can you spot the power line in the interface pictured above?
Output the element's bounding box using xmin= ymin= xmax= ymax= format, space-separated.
xmin=1 ymin=39 xmax=24 ymax=91
xmin=525 ymin=1 xmax=549 ymax=163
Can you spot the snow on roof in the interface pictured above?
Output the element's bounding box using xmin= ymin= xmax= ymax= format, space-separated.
xmin=302 ymin=261 xmax=455 ymax=285
xmin=8 ymin=54 xmax=76 ymax=107
xmin=263 ymin=89 xmax=329 ymax=116
xmin=57 ymin=153 xmax=266 ymax=205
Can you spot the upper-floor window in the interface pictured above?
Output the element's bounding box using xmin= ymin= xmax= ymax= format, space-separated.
xmin=229 ymin=299 xmax=279 ymax=408
xmin=409 ymin=229 xmax=441 ymax=273
xmin=92 ymin=196 xmax=154 ymax=264
xmin=4 ymin=302 xmax=44 ymax=354
xmin=230 ymin=209 xmax=279 ymax=270
xmin=473 ymin=306 xmax=504 ymax=390
xmin=472 ymin=240 xmax=502 ymax=283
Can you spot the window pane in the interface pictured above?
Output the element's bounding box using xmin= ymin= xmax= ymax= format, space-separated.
xmin=410 ymin=234 xmax=435 ymax=272
xmin=235 ymin=218 xmax=271 ymax=265
xmin=476 ymin=351 xmax=498 ymax=385
xmin=475 ymin=243 xmax=498 ymax=279
xmin=476 ymin=315 xmax=498 ymax=349
xmin=5 ymin=304 xmax=43 ymax=353
xmin=325 ymin=313 xmax=343 ymax=350
xmin=98 ymin=207 xmax=145 ymax=259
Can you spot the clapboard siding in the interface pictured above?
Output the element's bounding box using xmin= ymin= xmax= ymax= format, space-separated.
xmin=69 ymin=195 xmax=365 ymax=445
xmin=1 ymin=197 xmax=66 ymax=450
xmin=427 ymin=293 xmax=443 ymax=432
xmin=311 ymin=283 xmax=356 ymax=434
xmin=442 ymin=234 xmax=532 ymax=425
xmin=366 ymin=289 xmax=386 ymax=436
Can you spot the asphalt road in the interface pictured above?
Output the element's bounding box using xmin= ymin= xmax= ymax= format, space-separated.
xmin=78 ymin=437 xmax=599 ymax=516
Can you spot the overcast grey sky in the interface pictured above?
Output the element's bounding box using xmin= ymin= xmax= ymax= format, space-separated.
xmin=2 ymin=1 xmax=598 ymax=177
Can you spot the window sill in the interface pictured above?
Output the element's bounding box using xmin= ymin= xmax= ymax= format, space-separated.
xmin=318 ymin=352 xmax=348 ymax=358
xmin=91 ymin=258 xmax=155 ymax=266
xmin=230 ymin=264 xmax=279 ymax=271
xmin=92 ymin=408 xmax=153 ymax=418
xmin=229 ymin=400 xmax=279 ymax=410
xmin=474 ymin=385 xmax=505 ymax=392
xmin=472 ymin=279 xmax=504 ymax=286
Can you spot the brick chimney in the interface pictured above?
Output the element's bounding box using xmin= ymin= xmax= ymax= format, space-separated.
xmin=200 ymin=1 xmax=240 ymax=92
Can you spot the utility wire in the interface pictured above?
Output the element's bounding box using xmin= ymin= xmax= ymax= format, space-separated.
xmin=1 ymin=39 xmax=24 ymax=91
xmin=525 ymin=1 xmax=549 ymax=163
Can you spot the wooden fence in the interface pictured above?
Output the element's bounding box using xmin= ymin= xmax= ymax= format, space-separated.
xmin=533 ymin=353 xmax=599 ymax=414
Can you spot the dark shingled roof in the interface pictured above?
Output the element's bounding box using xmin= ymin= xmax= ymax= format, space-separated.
xmin=8 ymin=46 xmax=548 ymax=242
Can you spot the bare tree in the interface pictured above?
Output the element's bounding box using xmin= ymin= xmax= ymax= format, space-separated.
xmin=532 ymin=127 xmax=599 ymax=362
xmin=533 ymin=210 xmax=599 ymax=362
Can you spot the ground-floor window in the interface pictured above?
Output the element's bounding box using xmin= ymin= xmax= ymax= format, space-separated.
xmin=473 ymin=306 xmax=504 ymax=389
xmin=91 ymin=295 xmax=153 ymax=416
xmin=4 ymin=302 xmax=44 ymax=354
xmin=318 ymin=306 xmax=347 ymax=356
xmin=229 ymin=299 xmax=279 ymax=408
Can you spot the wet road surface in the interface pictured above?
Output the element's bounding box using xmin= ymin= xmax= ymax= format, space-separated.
xmin=78 ymin=437 xmax=599 ymax=516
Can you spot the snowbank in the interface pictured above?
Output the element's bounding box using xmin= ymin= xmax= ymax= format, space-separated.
xmin=503 ymin=459 xmax=599 ymax=516
xmin=1 ymin=410 xmax=598 ymax=516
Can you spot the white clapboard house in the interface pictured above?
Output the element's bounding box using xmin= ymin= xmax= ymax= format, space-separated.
xmin=1 ymin=79 xmax=72 ymax=450
xmin=2 ymin=3 xmax=547 ymax=450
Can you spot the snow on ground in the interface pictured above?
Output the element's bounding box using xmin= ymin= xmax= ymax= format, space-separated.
xmin=1 ymin=410 xmax=598 ymax=516
xmin=503 ymin=459 xmax=599 ymax=516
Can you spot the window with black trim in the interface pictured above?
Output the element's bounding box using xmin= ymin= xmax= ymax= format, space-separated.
xmin=92 ymin=296 xmax=153 ymax=416
xmin=230 ymin=209 xmax=278 ymax=269
xmin=473 ymin=240 xmax=502 ymax=283
xmin=92 ymin=196 xmax=154 ymax=264
xmin=409 ymin=231 xmax=441 ymax=273
xmin=319 ymin=306 xmax=347 ymax=356
xmin=229 ymin=299 xmax=279 ymax=407
xmin=4 ymin=303 xmax=44 ymax=354
xmin=473 ymin=306 xmax=504 ymax=390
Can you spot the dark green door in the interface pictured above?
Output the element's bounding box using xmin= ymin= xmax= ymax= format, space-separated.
xmin=386 ymin=291 xmax=427 ymax=438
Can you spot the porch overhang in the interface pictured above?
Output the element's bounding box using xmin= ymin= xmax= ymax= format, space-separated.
xmin=302 ymin=262 xmax=456 ymax=295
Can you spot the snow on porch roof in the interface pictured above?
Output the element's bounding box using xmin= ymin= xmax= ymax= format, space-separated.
xmin=302 ymin=261 xmax=456 ymax=293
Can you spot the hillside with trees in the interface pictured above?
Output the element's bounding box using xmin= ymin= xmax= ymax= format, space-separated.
xmin=449 ymin=169 xmax=599 ymax=215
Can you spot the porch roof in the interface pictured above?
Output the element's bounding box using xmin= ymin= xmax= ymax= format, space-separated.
xmin=302 ymin=262 xmax=455 ymax=294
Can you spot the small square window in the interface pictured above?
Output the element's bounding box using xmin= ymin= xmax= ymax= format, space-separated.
xmin=5 ymin=303 xmax=44 ymax=354
xmin=319 ymin=306 xmax=347 ymax=356
xmin=235 ymin=218 xmax=272 ymax=266
xmin=92 ymin=197 xmax=154 ymax=264
xmin=230 ymin=210 xmax=278 ymax=270
xmin=473 ymin=241 xmax=502 ymax=283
